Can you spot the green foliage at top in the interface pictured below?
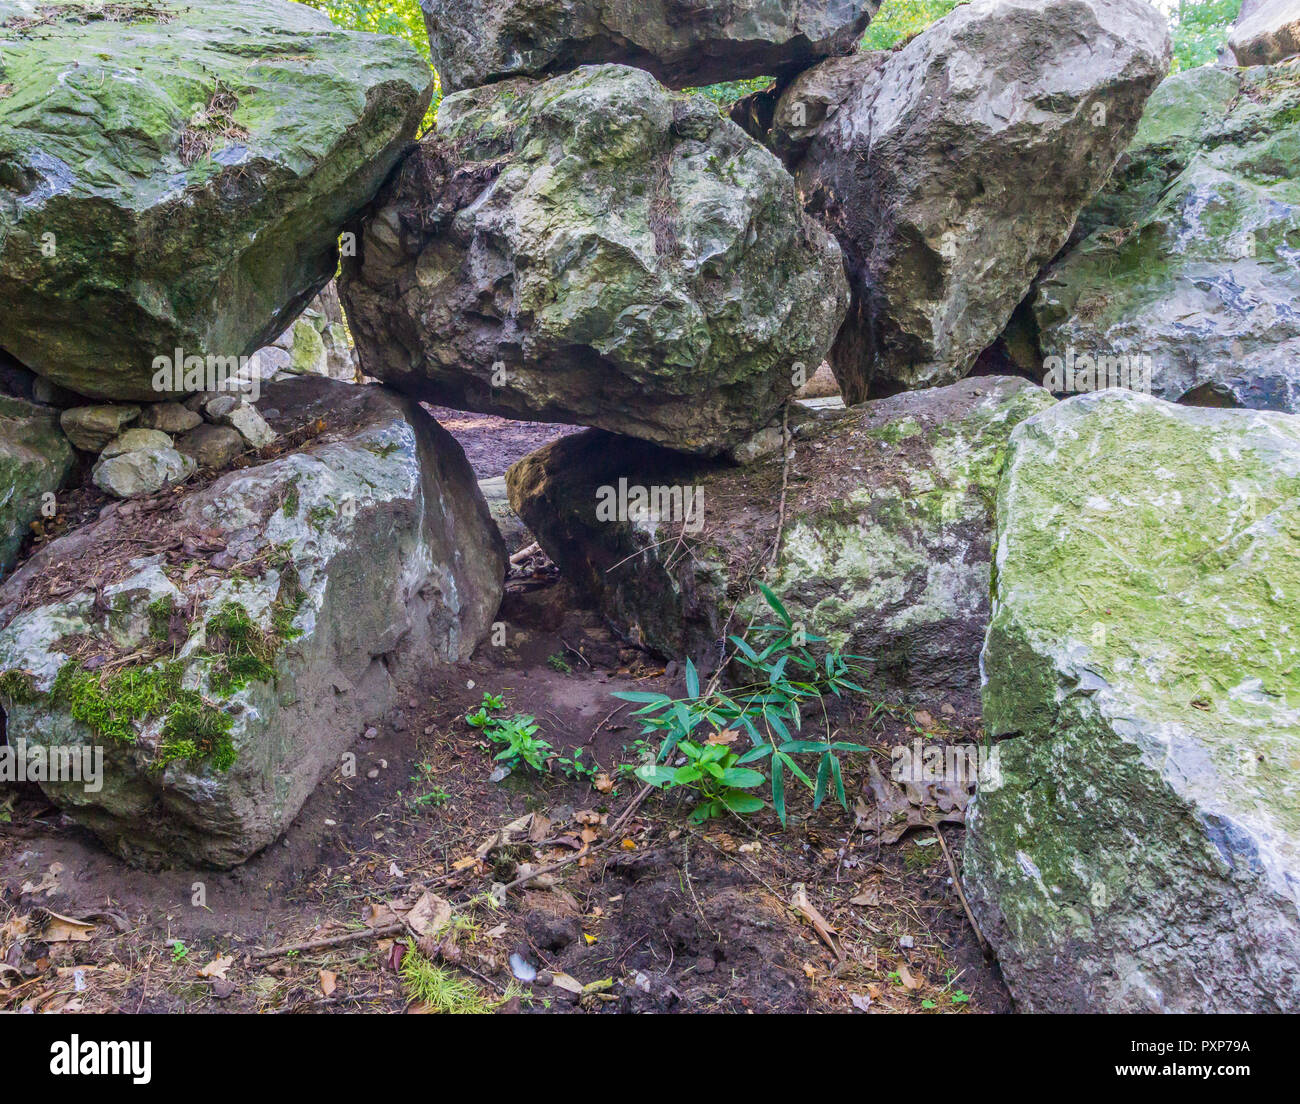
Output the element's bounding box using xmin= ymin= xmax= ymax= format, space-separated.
xmin=861 ymin=0 xmax=1241 ymax=72
xmin=615 ymin=584 xmax=871 ymax=825
xmin=299 ymin=0 xmax=442 ymax=124
xmin=862 ymin=0 xmax=966 ymax=50
xmin=1169 ymin=0 xmax=1243 ymax=71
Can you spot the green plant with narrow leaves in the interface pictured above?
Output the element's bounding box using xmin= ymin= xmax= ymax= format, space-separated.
xmin=465 ymin=693 xmax=555 ymax=773
xmin=615 ymin=584 xmax=871 ymax=825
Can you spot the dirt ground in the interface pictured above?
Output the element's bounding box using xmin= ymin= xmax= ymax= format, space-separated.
xmin=0 ymin=410 xmax=1010 ymax=1015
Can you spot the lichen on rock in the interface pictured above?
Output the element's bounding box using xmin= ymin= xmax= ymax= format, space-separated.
xmin=966 ymin=389 xmax=1300 ymax=1012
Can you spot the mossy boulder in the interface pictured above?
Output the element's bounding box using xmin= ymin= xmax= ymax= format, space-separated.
xmin=0 ymin=378 xmax=505 ymax=867
xmin=0 ymin=0 xmax=432 ymax=400
xmin=0 ymin=393 xmax=73 ymax=575
xmin=1033 ymin=62 xmax=1300 ymax=411
xmin=765 ymin=0 xmax=1169 ymax=402
xmin=507 ymin=377 xmax=1053 ymax=696
xmin=341 ymin=64 xmax=849 ymax=456
xmin=966 ymin=390 xmax=1300 ymax=1012
xmin=421 ymin=0 xmax=878 ymax=94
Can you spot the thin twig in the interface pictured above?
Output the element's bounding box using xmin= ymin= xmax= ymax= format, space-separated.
xmin=252 ymin=922 xmax=403 ymax=960
xmin=932 ymin=824 xmax=991 ymax=959
xmin=774 ymin=401 xmax=792 ymax=565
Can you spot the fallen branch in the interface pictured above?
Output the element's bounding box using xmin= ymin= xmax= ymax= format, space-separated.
xmin=932 ymin=823 xmax=992 ymax=959
xmin=251 ymin=922 xmax=403 ymax=961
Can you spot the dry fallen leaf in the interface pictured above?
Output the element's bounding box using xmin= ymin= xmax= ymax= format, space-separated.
xmin=197 ymin=955 xmax=233 ymax=980
xmin=319 ymin=969 xmax=338 ymax=997
xmin=849 ymin=886 xmax=880 ymax=907
xmin=39 ymin=911 xmax=95 ymax=943
xmin=404 ymin=891 xmax=452 ymax=939
xmin=789 ymin=884 xmax=843 ymax=959
xmin=898 ymin=963 xmax=921 ymax=990
xmin=551 ymin=972 xmax=584 ymax=994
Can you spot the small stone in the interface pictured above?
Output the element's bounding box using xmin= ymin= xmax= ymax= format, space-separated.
xmin=174 ymin=424 xmax=245 ymax=470
xmin=137 ymin=402 xmax=202 ymax=435
xmin=92 ymin=445 xmax=195 ymax=499
xmin=60 ymin=405 xmax=140 ymax=452
xmin=214 ymin=402 xmax=277 ymax=449
xmin=899 ymin=935 xmax=915 ymax=949
xmin=363 ymin=726 xmax=378 ymax=740
xmin=100 ymin=428 xmax=174 ymax=459
xmin=201 ymin=395 xmax=241 ymax=421
xmin=366 ymin=768 xmax=379 ymax=779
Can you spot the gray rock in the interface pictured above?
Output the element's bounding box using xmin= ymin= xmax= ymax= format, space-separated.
xmin=174 ymin=424 xmax=246 ymax=470
xmin=1032 ymin=63 xmax=1300 ymax=411
xmin=60 ymin=405 xmax=141 ymax=452
xmin=138 ymin=402 xmax=203 ymax=435
xmin=477 ymin=476 xmax=535 ymax=554
xmin=92 ymin=445 xmax=195 ymax=499
xmin=214 ymin=402 xmax=277 ymax=449
xmin=421 ymin=0 xmax=878 ymax=93
xmin=0 ymin=0 xmax=433 ymax=400
xmin=342 ymin=65 xmax=848 ymax=456
xmin=966 ymin=390 xmax=1300 ymax=1012
xmin=0 ymin=379 xmax=506 ymax=867
xmin=507 ymin=376 xmax=1053 ymax=695
xmin=100 ymin=428 xmax=175 ymax=460
xmin=1230 ymin=0 xmax=1300 ymax=64
xmin=772 ymin=0 xmax=1169 ymax=402
xmin=0 ymin=395 xmax=74 ymax=573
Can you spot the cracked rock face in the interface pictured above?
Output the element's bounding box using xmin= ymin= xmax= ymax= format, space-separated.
xmin=965 ymin=391 xmax=1300 ymax=1013
xmin=0 ymin=394 xmax=73 ymax=574
xmin=0 ymin=0 xmax=432 ymax=400
xmin=0 ymin=379 xmax=504 ymax=867
xmin=420 ymin=0 xmax=878 ymax=93
xmin=1033 ymin=63 xmax=1300 ymax=412
xmin=766 ymin=0 xmax=1169 ymax=402
xmin=506 ymin=376 xmax=1052 ymax=696
xmin=341 ymin=65 xmax=848 ymax=456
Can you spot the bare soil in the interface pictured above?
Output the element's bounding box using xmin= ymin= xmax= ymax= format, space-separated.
xmin=0 ymin=411 xmax=1010 ymax=1015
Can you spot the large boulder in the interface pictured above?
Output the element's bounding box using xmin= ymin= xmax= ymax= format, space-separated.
xmin=421 ymin=0 xmax=878 ymax=94
xmin=507 ymin=377 xmax=1053 ymax=695
xmin=966 ymin=390 xmax=1300 ymax=1013
xmin=1032 ymin=63 xmax=1300 ymax=411
xmin=0 ymin=394 xmax=73 ymax=575
xmin=0 ymin=378 xmax=505 ymax=867
xmin=0 ymin=0 xmax=432 ymax=400
xmin=767 ymin=0 xmax=1169 ymax=403
xmin=341 ymin=65 xmax=849 ymax=456
xmin=1230 ymin=0 xmax=1300 ymax=65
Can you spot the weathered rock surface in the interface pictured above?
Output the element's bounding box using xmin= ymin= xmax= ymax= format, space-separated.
xmin=1033 ymin=63 xmax=1300 ymax=411
xmin=478 ymin=476 xmax=534 ymax=554
xmin=0 ymin=0 xmax=432 ymax=400
xmin=508 ymin=376 xmax=1052 ymax=694
xmin=0 ymin=394 xmax=73 ymax=574
xmin=138 ymin=402 xmax=203 ymax=435
xmin=768 ymin=0 xmax=1169 ymax=402
xmin=175 ymin=423 xmax=245 ymax=470
xmin=92 ymin=430 xmax=196 ymax=499
xmin=60 ymin=405 xmax=140 ymax=452
xmin=0 ymin=378 xmax=505 ymax=867
xmin=1230 ymin=0 xmax=1300 ymax=65
xmin=966 ymin=390 xmax=1300 ymax=1013
xmin=421 ymin=0 xmax=878 ymax=93
xmin=342 ymin=65 xmax=848 ymax=456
